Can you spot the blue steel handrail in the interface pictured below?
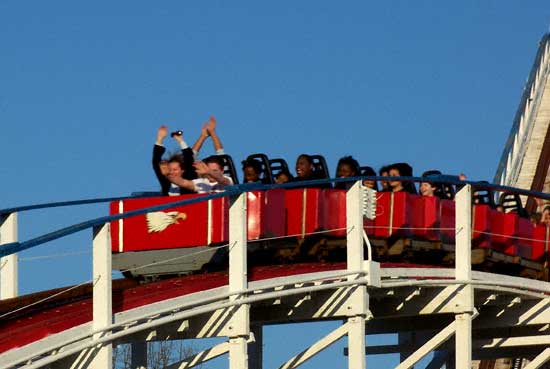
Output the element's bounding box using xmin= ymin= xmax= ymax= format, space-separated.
xmin=0 ymin=195 xmax=140 ymax=217
xmin=1 ymin=175 xmax=549 ymax=259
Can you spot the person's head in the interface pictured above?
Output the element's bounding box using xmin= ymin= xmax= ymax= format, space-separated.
xmin=275 ymin=171 xmax=291 ymax=184
xmin=420 ymin=170 xmax=441 ymax=197
xmin=419 ymin=182 xmax=437 ymax=197
xmin=336 ymin=156 xmax=359 ymax=178
xmin=390 ymin=163 xmax=415 ymax=193
xmin=167 ymin=155 xmax=184 ymax=178
xmin=242 ymin=159 xmax=262 ymax=183
xmin=360 ymin=166 xmax=378 ymax=190
xmin=531 ymin=212 xmax=542 ymax=226
xmin=379 ymin=165 xmax=390 ymax=191
xmin=203 ymin=156 xmax=225 ymax=183
xmin=542 ymin=206 xmax=550 ymax=226
xmin=160 ymin=160 xmax=169 ymax=176
xmin=295 ymin=154 xmax=314 ymax=178
xmin=387 ymin=165 xmax=404 ymax=192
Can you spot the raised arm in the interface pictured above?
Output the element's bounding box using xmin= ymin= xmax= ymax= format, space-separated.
xmin=206 ymin=116 xmax=224 ymax=154
xmin=167 ymin=173 xmax=196 ymax=192
xmin=153 ymin=125 xmax=170 ymax=195
xmin=191 ymin=123 xmax=210 ymax=157
xmin=156 ymin=125 xmax=168 ymax=146
xmin=194 ymin=161 xmax=231 ymax=185
xmin=171 ymin=130 xmax=197 ymax=179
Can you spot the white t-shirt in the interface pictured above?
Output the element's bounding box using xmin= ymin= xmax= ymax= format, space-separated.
xmin=192 ymin=176 xmax=233 ymax=193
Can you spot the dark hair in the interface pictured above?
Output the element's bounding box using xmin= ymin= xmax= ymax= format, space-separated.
xmin=297 ymin=154 xmax=313 ymax=165
xmin=379 ymin=165 xmax=390 ymax=175
xmin=360 ymin=166 xmax=379 ymax=191
xmin=361 ymin=166 xmax=376 ymax=176
xmin=544 ymin=205 xmax=550 ymax=213
xmin=242 ymin=158 xmax=262 ymax=174
xmin=336 ymin=156 xmax=360 ymax=177
xmin=390 ymin=162 xmax=413 ymax=177
xmin=388 ymin=162 xmax=417 ymax=194
xmin=276 ymin=168 xmax=293 ymax=181
xmin=421 ymin=170 xmax=441 ymax=187
xmin=203 ymin=155 xmax=224 ymax=169
xmin=168 ymin=154 xmax=184 ymax=168
xmin=422 ymin=170 xmax=441 ymax=178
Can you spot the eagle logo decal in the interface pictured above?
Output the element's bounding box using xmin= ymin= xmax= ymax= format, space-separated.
xmin=146 ymin=211 xmax=187 ymax=233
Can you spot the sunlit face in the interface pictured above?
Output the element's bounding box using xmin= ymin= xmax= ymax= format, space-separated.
xmin=380 ymin=170 xmax=389 ymax=190
xmin=168 ymin=162 xmax=183 ymax=178
xmin=244 ymin=166 xmax=260 ymax=183
xmin=420 ymin=182 xmax=436 ymax=197
xmin=388 ymin=168 xmax=403 ymax=192
xmin=207 ymin=162 xmax=223 ymax=183
xmin=542 ymin=209 xmax=550 ymax=226
xmin=362 ymin=179 xmax=375 ymax=189
xmin=160 ymin=161 xmax=169 ymax=176
xmin=295 ymin=157 xmax=313 ymax=178
xmin=275 ymin=173 xmax=290 ymax=184
xmin=337 ymin=163 xmax=355 ymax=178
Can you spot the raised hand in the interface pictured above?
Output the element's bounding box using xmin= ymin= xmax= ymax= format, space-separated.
xmin=206 ymin=116 xmax=217 ymax=134
xmin=157 ymin=125 xmax=168 ymax=144
xmin=172 ymin=130 xmax=184 ymax=144
xmin=193 ymin=161 xmax=209 ymax=176
xmin=201 ymin=123 xmax=210 ymax=137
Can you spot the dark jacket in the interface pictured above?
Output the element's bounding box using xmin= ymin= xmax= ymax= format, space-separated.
xmin=152 ymin=144 xmax=198 ymax=195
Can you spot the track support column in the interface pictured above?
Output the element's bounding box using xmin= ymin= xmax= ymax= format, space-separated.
xmin=346 ymin=181 xmax=367 ymax=369
xmin=229 ymin=193 xmax=249 ymax=369
xmin=249 ymin=324 xmax=263 ymax=369
xmin=0 ymin=213 xmax=18 ymax=299
xmin=455 ymin=185 xmax=473 ymax=369
xmin=131 ymin=341 xmax=147 ymax=369
xmin=90 ymin=223 xmax=113 ymax=369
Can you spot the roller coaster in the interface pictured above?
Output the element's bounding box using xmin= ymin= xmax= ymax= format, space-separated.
xmin=1 ymin=33 xmax=550 ymax=369
xmin=1 ymin=177 xmax=550 ymax=369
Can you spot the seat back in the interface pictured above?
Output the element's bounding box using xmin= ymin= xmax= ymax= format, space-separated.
xmin=269 ymin=158 xmax=292 ymax=181
xmin=244 ymin=153 xmax=273 ymax=184
xmin=499 ymin=192 xmax=528 ymax=218
xmin=217 ymin=154 xmax=239 ymax=184
xmin=310 ymin=154 xmax=329 ymax=179
xmin=422 ymin=170 xmax=456 ymax=200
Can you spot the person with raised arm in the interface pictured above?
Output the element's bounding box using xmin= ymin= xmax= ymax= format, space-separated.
xmin=152 ymin=125 xmax=197 ymax=196
xmin=192 ymin=116 xmax=225 ymax=159
xmin=168 ymin=156 xmax=233 ymax=194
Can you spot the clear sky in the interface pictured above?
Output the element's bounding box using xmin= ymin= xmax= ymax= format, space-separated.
xmin=1 ymin=1 xmax=550 ymax=368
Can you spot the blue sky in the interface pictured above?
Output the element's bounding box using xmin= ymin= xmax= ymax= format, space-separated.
xmin=1 ymin=1 xmax=550 ymax=368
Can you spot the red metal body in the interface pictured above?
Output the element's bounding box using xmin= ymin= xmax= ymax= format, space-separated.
xmin=110 ymin=188 xmax=547 ymax=262
xmin=472 ymin=205 xmax=492 ymax=249
xmin=111 ymin=190 xmax=287 ymax=253
xmin=410 ymin=195 xmax=440 ymax=241
xmin=284 ymin=188 xmax=323 ymax=238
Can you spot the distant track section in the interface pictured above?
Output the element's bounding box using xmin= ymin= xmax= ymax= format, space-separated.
xmin=495 ymin=33 xmax=550 ymax=208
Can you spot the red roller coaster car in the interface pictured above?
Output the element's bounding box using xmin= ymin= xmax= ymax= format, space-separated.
xmin=110 ymin=187 xmax=549 ymax=279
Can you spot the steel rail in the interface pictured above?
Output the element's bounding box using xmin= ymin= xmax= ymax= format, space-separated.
xmin=10 ymin=270 xmax=550 ymax=369
xmin=0 ymin=195 xmax=142 ymax=216
xmin=2 ymin=175 xmax=550 ymax=259
xmin=8 ymin=271 xmax=369 ymax=369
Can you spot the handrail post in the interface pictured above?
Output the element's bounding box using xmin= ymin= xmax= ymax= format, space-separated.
xmin=346 ymin=181 xmax=367 ymax=369
xmin=0 ymin=213 xmax=18 ymax=299
xmin=90 ymin=223 xmax=113 ymax=369
xmin=229 ymin=193 xmax=249 ymax=369
xmin=455 ymin=185 xmax=473 ymax=369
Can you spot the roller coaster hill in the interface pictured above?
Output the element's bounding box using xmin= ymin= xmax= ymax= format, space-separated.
xmin=1 ymin=33 xmax=550 ymax=369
